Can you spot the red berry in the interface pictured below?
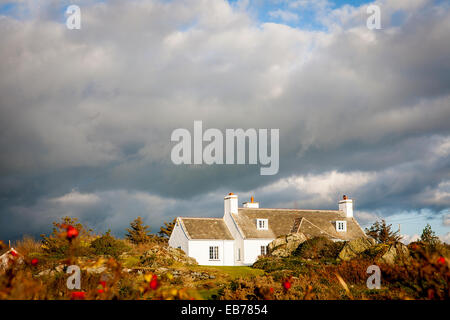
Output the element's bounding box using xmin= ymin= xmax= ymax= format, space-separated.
xmin=66 ymin=226 xmax=79 ymax=239
xmin=149 ymin=278 xmax=159 ymax=290
xmin=10 ymin=250 xmax=18 ymax=257
xmin=71 ymin=291 xmax=85 ymax=300
xmin=99 ymin=281 xmax=107 ymax=288
xmin=437 ymin=256 xmax=445 ymax=264
xmin=31 ymin=258 xmax=39 ymax=266
xmin=98 ymin=289 xmax=104 ymax=294
xmin=283 ymin=281 xmax=291 ymax=290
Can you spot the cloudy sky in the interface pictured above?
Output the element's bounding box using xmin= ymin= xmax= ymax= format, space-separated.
xmin=0 ymin=0 xmax=449 ymax=243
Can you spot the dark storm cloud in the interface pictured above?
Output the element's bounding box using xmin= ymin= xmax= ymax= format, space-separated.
xmin=0 ymin=0 xmax=449 ymax=239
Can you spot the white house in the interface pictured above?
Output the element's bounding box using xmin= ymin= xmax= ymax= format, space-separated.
xmin=168 ymin=193 xmax=366 ymax=266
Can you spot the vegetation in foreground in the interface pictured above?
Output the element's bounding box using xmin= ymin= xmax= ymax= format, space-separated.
xmin=0 ymin=217 xmax=448 ymax=300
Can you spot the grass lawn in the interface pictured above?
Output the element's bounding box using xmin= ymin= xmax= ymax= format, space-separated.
xmin=188 ymin=265 xmax=265 ymax=279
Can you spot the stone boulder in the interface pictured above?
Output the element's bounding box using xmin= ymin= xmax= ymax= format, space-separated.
xmin=167 ymin=247 xmax=198 ymax=265
xmin=0 ymin=248 xmax=23 ymax=271
xmin=377 ymin=242 xmax=410 ymax=265
xmin=140 ymin=245 xmax=197 ymax=266
xmin=268 ymin=233 xmax=307 ymax=257
xmin=338 ymin=237 xmax=376 ymax=261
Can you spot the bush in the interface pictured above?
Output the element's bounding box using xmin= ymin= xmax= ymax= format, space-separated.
xmin=90 ymin=231 xmax=128 ymax=258
xmin=361 ymin=243 xmax=389 ymax=259
xmin=293 ymin=237 xmax=344 ymax=260
xmin=380 ymin=246 xmax=450 ymax=300
xmin=40 ymin=216 xmax=93 ymax=258
xmin=14 ymin=236 xmax=42 ymax=257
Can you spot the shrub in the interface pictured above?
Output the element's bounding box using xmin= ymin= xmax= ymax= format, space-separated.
xmin=293 ymin=237 xmax=344 ymax=259
xmin=361 ymin=243 xmax=389 ymax=259
xmin=380 ymin=247 xmax=450 ymax=300
xmin=90 ymin=231 xmax=128 ymax=258
xmin=14 ymin=236 xmax=42 ymax=257
xmin=40 ymin=216 xmax=93 ymax=258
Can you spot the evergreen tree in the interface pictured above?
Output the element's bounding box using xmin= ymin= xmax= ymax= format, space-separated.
xmin=365 ymin=219 xmax=402 ymax=244
xmin=420 ymin=223 xmax=440 ymax=246
xmin=158 ymin=218 xmax=176 ymax=238
xmin=126 ymin=217 xmax=151 ymax=244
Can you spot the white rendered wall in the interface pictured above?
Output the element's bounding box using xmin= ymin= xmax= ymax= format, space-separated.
xmin=339 ymin=199 xmax=353 ymax=218
xmin=168 ymin=221 xmax=189 ymax=255
xmin=223 ymin=210 xmax=245 ymax=265
xmin=188 ymin=240 xmax=235 ymax=266
xmin=223 ymin=241 xmax=235 ymax=266
xmin=224 ymin=194 xmax=238 ymax=215
xmin=243 ymin=239 xmax=273 ymax=265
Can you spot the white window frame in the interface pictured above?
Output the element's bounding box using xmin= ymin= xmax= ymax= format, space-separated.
xmin=209 ymin=246 xmax=219 ymax=260
xmin=260 ymin=245 xmax=268 ymax=256
xmin=256 ymin=219 xmax=268 ymax=230
xmin=336 ymin=220 xmax=347 ymax=232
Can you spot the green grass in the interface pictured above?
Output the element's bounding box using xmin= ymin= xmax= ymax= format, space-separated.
xmin=122 ymin=255 xmax=141 ymax=268
xmin=188 ymin=265 xmax=265 ymax=279
xmin=197 ymin=288 xmax=222 ymax=300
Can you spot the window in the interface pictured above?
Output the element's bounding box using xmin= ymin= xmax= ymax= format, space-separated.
xmin=237 ymin=248 xmax=241 ymax=261
xmin=256 ymin=219 xmax=268 ymax=230
xmin=209 ymin=246 xmax=219 ymax=260
xmin=260 ymin=245 xmax=268 ymax=256
xmin=336 ymin=221 xmax=347 ymax=232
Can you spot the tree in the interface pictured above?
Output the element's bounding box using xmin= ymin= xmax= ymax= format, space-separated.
xmin=365 ymin=219 xmax=402 ymax=244
xmin=420 ymin=224 xmax=440 ymax=246
xmin=158 ymin=218 xmax=176 ymax=238
xmin=126 ymin=217 xmax=152 ymax=244
xmin=40 ymin=216 xmax=91 ymax=257
xmin=91 ymin=230 xmax=128 ymax=257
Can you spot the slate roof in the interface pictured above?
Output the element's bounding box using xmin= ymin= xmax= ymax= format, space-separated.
xmin=231 ymin=208 xmax=366 ymax=240
xmin=179 ymin=217 xmax=234 ymax=240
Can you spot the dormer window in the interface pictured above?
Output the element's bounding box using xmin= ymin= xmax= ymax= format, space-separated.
xmin=257 ymin=219 xmax=268 ymax=230
xmin=336 ymin=220 xmax=347 ymax=232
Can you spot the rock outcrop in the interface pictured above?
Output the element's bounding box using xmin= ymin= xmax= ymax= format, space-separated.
xmin=0 ymin=248 xmax=23 ymax=271
xmin=338 ymin=237 xmax=376 ymax=261
xmin=377 ymin=242 xmax=410 ymax=265
xmin=140 ymin=245 xmax=197 ymax=266
xmin=338 ymin=238 xmax=410 ymax=265
xmin=268 ymin=233 xmax=307 ymax=257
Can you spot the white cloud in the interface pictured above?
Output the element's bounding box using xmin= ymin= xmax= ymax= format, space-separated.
xmin=258 ymin=170 xmax=376 ymax=207
xmin=400 ymin=234 xmax=420 ymax=244
xmin=51 ymin=190 xmax=100 ymax=206
xmin=440 ymin=232 xmax=450 ymax=244
xmin=0 ymin=0 xmax=449 ymax=239
xmin=355 ymin=210 xmax=381 ymax=225
xmin=268 ymin=9 xmax=299 ymax=23
xmin=443 ymin=214 xmax=450 ymax=227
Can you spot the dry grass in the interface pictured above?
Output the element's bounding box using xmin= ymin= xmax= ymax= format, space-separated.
xmin=13 ymin=236 xmax=43 ymax=257
xmin=1 ymin=225 xmax=449 ymax=300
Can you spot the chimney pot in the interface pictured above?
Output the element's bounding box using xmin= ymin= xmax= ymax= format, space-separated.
xmin=339 ymin=196 xmax=353 ymax=218
xmin=224 ymin=193 xmax=238 ymax=216
xmin=243 ymin=196 xmax=259 ymax=208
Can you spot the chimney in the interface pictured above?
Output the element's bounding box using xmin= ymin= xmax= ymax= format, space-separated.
xmin=224 ymin=193 xmax=238 ymax=216
xmin=243 ymin=196 xmax=259 ymax=208
xmin=339 ymin=195 xmax=353 ymax=218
